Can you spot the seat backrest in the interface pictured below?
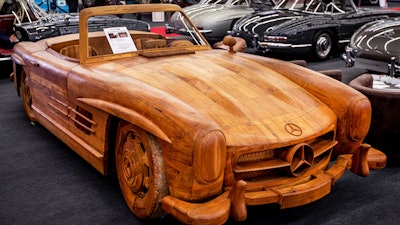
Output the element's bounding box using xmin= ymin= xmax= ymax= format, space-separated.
xmin=134 ymin=38 xmax=167 ymax=50
xmin=59 ymin=45 xmax=98 ymax=59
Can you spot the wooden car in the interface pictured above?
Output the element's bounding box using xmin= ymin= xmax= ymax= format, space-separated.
xmin=10 ymin=4 xmax=386 ymax=225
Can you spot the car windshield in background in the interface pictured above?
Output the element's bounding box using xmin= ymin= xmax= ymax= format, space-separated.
xmin=161 ymin=11 xmax=207 ymax=45
xmin=275 ymin=0 xmax=321 ymax=10
xmin=201 ymin=0 xmax=228 ymax=4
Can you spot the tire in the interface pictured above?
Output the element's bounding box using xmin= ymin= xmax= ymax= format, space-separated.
xmin=311 ymin=30 xmax=333 ymax=61
xmin=115 ymin=121 xmax=168 ymax=219
xmin=20 ymin=69 xmax=37 ymax=122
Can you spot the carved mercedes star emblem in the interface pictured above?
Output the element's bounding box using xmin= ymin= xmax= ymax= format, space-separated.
xmin=284 ymin=123 xmax=302 ymax=136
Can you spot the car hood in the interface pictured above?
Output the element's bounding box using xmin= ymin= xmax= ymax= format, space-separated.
xmin=84 ymin=51 xmax=336 ymax=146
xmin=350 ymin=18 xmax=400 ymax=61
xmin=235 ymin=10 xmax=327 ymax=36
xmin=180 ymin=4 xmax=254 ymax=25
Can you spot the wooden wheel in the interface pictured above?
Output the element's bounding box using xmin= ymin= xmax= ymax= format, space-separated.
xmin=115 ymin=121 xmax=168 ymax=219
xmin=20 ymin=70 xmax=36 ymax=122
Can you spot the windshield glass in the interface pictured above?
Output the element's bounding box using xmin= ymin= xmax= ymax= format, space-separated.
xmin=200 ymin=0 xmax=228 ymax=4
xmin=274 ymin=0 xmax=329 ymax=11
xmin=274 ymin=0 xmax=352 ymax=12
xmin=199 ymin=0 xmax=251 ymax=5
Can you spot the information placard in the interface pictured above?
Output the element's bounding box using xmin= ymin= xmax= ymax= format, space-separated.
xmin=103 ymin=27 xmax=137 ymax=54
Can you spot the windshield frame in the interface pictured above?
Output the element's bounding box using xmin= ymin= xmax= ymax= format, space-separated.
xmin=78 ymin=4 xmax=210 ymax=64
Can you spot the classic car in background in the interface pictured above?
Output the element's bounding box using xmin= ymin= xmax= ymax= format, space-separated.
xmin=11 ymin=3 xmax=387 ymax=225
xmin=230 ymin=0 xmax=400 ymax=60
xmin=11 ymin=0 xmax=149 ymax=41
xmin=167 ymin=0 xmax=275 ymax=43
xmin=343 ymin=18 xmax=400 ymax=76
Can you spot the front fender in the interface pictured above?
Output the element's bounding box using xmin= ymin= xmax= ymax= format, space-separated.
xmin=276 ymin=60 xmax=370 ymax=155
xmin=77 ymin=98 xmax=171 ymax=144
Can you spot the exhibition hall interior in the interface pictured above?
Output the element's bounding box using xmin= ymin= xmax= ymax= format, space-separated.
xmin=2 ymin=0 xmax=400 ymax=224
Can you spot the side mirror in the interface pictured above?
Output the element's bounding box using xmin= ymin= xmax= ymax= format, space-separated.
xmin=213 ymin=36 xmax=247 ymax=53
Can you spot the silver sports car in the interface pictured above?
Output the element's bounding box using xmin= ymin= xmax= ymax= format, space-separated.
xmin=167 ymin=0 xmax=275 ymax=43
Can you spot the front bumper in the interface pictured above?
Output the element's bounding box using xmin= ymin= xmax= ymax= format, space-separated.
xmin=257 ymin=41 xmax=312 ymax=50
xmin=342 ymin=46 xmax=400 ymax=76
xmin=161 ymin=146 xmax=386 ymax=224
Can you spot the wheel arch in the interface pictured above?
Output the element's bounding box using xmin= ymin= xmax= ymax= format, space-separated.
xmin=76 ymin=98 xmax=172 ymax=175
xmin=11 ymin=53 xmax=26 ymax=97
xmin=77 ymin=97 xmax=171 ymax=144
xmin=329 ymin=27 xmax=339 ymax=49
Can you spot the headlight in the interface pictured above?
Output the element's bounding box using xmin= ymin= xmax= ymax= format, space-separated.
xmin=348 ymin=98 xmax=371 ymax=141
xmin=193 ymin=130 xmax=226 ymax=184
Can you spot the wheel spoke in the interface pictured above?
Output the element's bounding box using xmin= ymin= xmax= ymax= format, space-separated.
xmin=143 ymin=176 xmax=150 ymax=190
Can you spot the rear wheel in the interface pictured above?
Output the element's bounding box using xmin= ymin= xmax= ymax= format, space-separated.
xmin=20 ymin=70 xmax=36 ymax=122
xmin=115 ymin=121 xmax=168 ymax=219
xmin=311 ymin=30 xmax=333 ymax=61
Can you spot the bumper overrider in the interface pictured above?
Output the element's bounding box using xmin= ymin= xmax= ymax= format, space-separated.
xmin=161 ymin=144 xmax=386 ymax=225
xmin=342 ymin=46 xmax=356 ymax=68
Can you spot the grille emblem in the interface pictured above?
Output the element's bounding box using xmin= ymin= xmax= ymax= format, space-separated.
xmin=285 ymin=123 xmax=302 ymax=136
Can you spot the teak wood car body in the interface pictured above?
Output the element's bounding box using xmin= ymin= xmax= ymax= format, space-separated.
xmin=11 ymin=4 xmax=386 ymax=225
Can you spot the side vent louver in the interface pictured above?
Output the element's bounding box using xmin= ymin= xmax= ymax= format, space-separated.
xmin=73 ymin=106 xmax=95 ymax=135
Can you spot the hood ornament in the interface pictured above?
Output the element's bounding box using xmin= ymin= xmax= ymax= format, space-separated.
xmin=284 ymin=123 xmax=302 ymax=136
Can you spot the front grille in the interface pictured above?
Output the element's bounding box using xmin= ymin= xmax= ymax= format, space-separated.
xmin=233 ymin=131 xmax=336 ymax=184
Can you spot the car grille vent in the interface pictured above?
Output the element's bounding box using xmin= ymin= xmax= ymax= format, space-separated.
xmin=73 ymin=106 xmax=95 ymax=135
xmin=233 ymin=131 xmax=336 ymax=183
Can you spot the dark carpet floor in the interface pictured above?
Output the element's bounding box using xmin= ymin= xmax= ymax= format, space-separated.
xmin=1 ymin=55 xmax=400 ymax=225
